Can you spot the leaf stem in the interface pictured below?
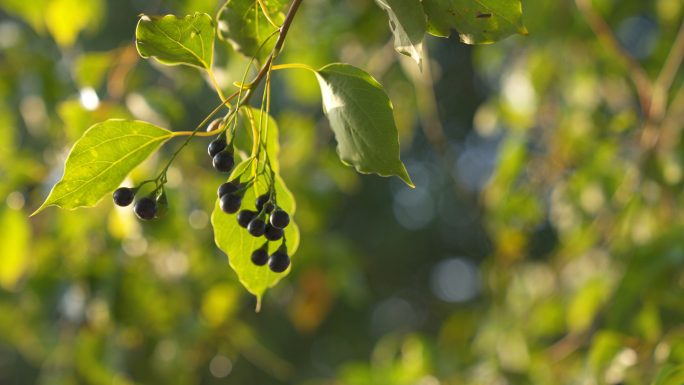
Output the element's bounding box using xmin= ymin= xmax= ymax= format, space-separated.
xmin=169 ymin=90 xmax=240 ymax=137
xmin=159 ymin=93 xmax=235 ymax=177
xmin=208 ymin=68 xmax=229 ymax=103
xmin=270 ymin=63 xmax=316 ymax=72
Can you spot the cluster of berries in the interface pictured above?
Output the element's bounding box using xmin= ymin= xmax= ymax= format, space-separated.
xmin=207 ymin=118 xmax=292 ymax=273
xmin=217 ymin=182 xmax=291 ymax=273
xmin=112 ymin=187 xmax=168 ymax=220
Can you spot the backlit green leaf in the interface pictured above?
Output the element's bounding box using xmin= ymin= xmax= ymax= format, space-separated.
xmin=217 ymin=0 xmax=288 ymax=64
xmin=212 ymin=172 xmax=299 ymax=310
xmin=422 ymin=0 xmax=527 ymax=44
xmin=315 ymin=63 xmax=413 ymax=187
xmin=32 ymin=120 xmax=172 ymax=215
xmin=374 ymin=0 xmax=426 ymax=70
xmin=136 ymin=13 xmax=215 ymax=70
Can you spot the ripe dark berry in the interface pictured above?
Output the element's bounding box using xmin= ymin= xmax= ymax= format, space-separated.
xmin=255 ymin=194 xmax=274 ymax=213
xmin=207 ymin=118 xmax=223 ymax=133
xmin=208 ymin=139 xmax=227 ymax=157
xmin=270 ymin=209 xmax=290 ymax=229
xmin=217 ymin=181 xmax=240 ymax=198
xmin=113 ymin=187 xmax=135 ymax=207
xmin=268 ymin=250 xmax=290 ymax=273
xmin=213 ymin=150 xmax=235 ymax=173
xmin=237 ymin=210 xmax=257 ymax=228
xmin=264 ymin=224 xmax=284 ymax=241
xmin=220 ymin=193 xmax=242 ymax=214
xmin=247 ymin=218 xmax=266 ymax=237
xmin=251 ymin=248 xmax=269 ymax=266
xmin=134 ymin=196 xmax=157 ymax=221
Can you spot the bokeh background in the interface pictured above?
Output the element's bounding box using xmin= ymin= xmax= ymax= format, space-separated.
xmin=2 ymin=0 xmax=684 ymax=384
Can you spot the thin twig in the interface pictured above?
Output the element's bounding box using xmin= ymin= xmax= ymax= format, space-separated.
xmin=574 ymin=0 xmax=653 ymax=117
xmin=651 ymin=18 xmax=684 ymax=123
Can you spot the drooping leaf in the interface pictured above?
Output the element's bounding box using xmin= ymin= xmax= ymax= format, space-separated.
xmin=374 ymin=0 xmax=426 ymax=70
xmin=422 ymin=0 xmax=527 ymax=44
xmin=136 ymin=13 xmax=215 ymax=70
xmin=217 ymin=0 xmax=288 ymax=64
xmin=32 ymin=120 xmax=172 ymax=215
xmin=212 ymin=114 xmax=299 ymax=309
xmin=315 ymin=63 xmax=413 ymax=187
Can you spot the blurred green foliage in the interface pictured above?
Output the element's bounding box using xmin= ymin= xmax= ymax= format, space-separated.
xmin=1 ymin=0 xmax=684 ymax=384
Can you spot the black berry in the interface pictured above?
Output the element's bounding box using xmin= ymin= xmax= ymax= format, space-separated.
xmin=251 ymin=248 xmax=269 ymax=266
xmin=268 ymin=250 xmax=290 ymax=273
xmin=113 ymin=187 xmax=135 ymax=207
xmin=213 ymin=150 xmax=235 ymax=173
xmin=247 ymin=218 xmax=266 ymax=237
xmin=255 ymin=194 xmax=274 ymax=213
xmin=208 ymin=139 xmax=227 ymax=158
xmin=220 ymin=193 xmax=242 ymax=214
xmin=217 ymin=181 xmax=240 ymax=198
xmin=270 ymin=209 xmax=290 ymax=229
xmin=264 ymin=224 xmax=284 ymax=241
xmin=134 ymin=196 xmax=157 ymax=221
xmin=237 ymin=210 xmax=257 ymax=228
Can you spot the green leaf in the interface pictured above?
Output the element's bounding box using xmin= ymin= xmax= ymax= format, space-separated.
xmin=422 ymin=0 xmax=527 ymax=44
xmin=32 ymin=120 xmax=172 ymax=215
xmin=315 ymin=63 xmax=413 ymax=187
xmin=136 ymin=13 xmax=215 ymax=70
xmin=374 ymin=0 xmax=427 ymax=70
xmin=217 ymin=0 xmax=288 ymax=64
xmin=211 ymin=113 xmax=299 ymax=309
